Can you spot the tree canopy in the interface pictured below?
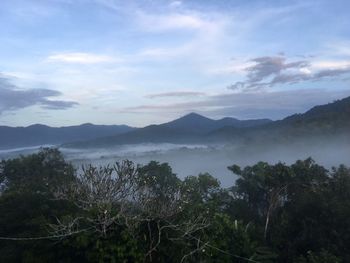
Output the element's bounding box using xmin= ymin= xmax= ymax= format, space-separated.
xmin=0 ymin=148 xmax=349 ymax=262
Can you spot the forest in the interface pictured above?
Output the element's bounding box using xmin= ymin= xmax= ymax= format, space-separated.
xmin=0 ymin=148 xmax=349 ymax=263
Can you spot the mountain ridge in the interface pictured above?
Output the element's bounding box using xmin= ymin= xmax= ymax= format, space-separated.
xmin=64 ymin=113 xmax=273 ymax=148
xmin=0 ymin=124 xmax=136 ymax=150
xmin=66 ymin=96 xmax=350 ymax=148
xmin=1 ymin=96 xmax=349 ymax=150
xmin=209 ymin=96 xmax=350 ymax=144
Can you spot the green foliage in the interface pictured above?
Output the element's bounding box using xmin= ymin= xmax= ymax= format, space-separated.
xmin=207 ymin=213 xmax=258 ymax=262
xmin=1 ymin=150 xmax=350 ymax=262
xmin=250 ymin=247 xmax=278 ymax=263
xmin=228 ymin=158 xmax=350 ymax=262
xmin=0 ymin=148 xmax=76 ymax=262
xmin=0 ymin=147 xmax=74 ymax=195
xmin=295 ymin=250 xmax=342 ymax=263
xmin=137 ymin=161 xmax=181 ymax=204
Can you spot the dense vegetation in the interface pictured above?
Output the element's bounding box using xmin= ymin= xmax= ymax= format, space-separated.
xmin=0 ymin=148 xmax=350 ymax=262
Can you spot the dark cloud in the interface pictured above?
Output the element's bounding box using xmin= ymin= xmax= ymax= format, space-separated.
xmin=125 ymin=55 xmax=350 ymax=120
xmin=122 ymin=88 xmax=350 ymax=120
xmin=313 ymin=68 xmax=350 ymax=79
xmin=41 ymin=100 xmax=79 ymax=110
xmin=227 ymin=82 xmax=245 ymax=90
xmin=145 ymin=91 xmax=206 ymax=99
xmin=246 ymin=56 xmax=308 ymax=83
xmin=270 ymin=73 xmax=310 ymax=86
xmin=228 ymin=55 xmax=350 ymax=91
xmin=0 ymin=75 xmax=78 ymax=114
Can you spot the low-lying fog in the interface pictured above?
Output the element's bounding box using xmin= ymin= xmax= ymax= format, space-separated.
xmin=1 ymin=140 xmax=349 ymax=187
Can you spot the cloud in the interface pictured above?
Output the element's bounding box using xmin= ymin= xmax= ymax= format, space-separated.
xmin=121 ymin=88 xmax=350 ymax=120
xmin=132 ymin=8 xmax=229 ymax=64
xmin=40 ymin=100 xmax=79 ymax=110
xmin=138 ymin=46 xmax=191 ymax=59
xmin=169 ymin=1 xmax=182 ymax=8
xmin=228 ymin=55 xmax=350 ymax=91
xmin=135 ymin=8 xmax=227 ymax=34
xmin=246 ymin=56 xmax=309 ymax=83
xmin=47 ymin=52 xmax=114 ymax=64
xmin=227 ymin=82 xmax=246 ymax=91
xmin=92 ymin=0 xmax=122 ymax=11
xmin=326 ymin=41 xmax=350 ymax=57
xmin=145 ymin=91 xmax=206 ymax=99
xmin=137 ymin=12 xmax=207 ymax=31
xmin=0 ymin=75 xmax=78 ymax=114
xmin=312 ymin=60 xmax=350 ymax=69
xmin=313 ymin=68 xmax=350 ymax=78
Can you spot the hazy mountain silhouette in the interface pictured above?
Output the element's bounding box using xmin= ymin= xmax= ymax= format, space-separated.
xmin=64 ymin=113 xmax=272 ymax=148
xmin=66 ymin=96 xmax=350 ymax=148
xmin=1 ymin=96 xmax=349 ymax=150
xmin=0 ymin=123 xmax=135 ymax=149
xmin=162 ymin=112 xmax=271 ymax=134
xmin=209 ymin=96 xmax=350 ymax=144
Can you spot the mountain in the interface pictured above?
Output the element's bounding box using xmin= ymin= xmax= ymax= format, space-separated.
xmin=209 ymin=96 xmax=350 ymax=144
xmin=280 ymin=96 xmax=350 ymax=129
xmin=0 ymin=123 xmax=135 ymax=149
xmin=162 ymin=112 xmax=271 ymax=134
xmin=65 ymin=113 xmax=272 ymax=148
xmin=67 ymin=96 xmax=350 ymax=148
xmin=3 ymin=97 xmax=349 ymax=150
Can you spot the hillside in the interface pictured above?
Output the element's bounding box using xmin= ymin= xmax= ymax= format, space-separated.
xmin=2 ymin=97 xmax=349 ymax=150
xmin=69 ymin=96 xmax=350 ymax=148
xmin=0 ymin=123 xmax=135 ymax=149
xmin=209 ymin=96 xmax=350 ymax=144
xmin=162 ymin=112 xmax=271 ymax=134
xmin=65 ymin=113 xmax=272 ymax=148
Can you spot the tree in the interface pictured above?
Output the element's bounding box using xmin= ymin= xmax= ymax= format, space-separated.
xmin=52 ymin=160 xmax=212 ymax=262
xmin=0 ymin=148 xmax=76 ymax=262
xmin=0 ymin=148 xmax=75 ymax=195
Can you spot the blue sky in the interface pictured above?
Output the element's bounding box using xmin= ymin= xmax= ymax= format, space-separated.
xmin=0 ymin=0 xmax=350 ymax=127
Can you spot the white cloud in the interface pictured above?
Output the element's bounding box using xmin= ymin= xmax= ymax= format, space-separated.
xmin=91 ymin=0 xmax=123 ymax=11
xmin=47 ymin=52 xmax=115 ymax=64
xmin=299 ymin=67 xmax=312 ymax=75
xmin=169 ymin=1 xmax=182 ymax=8
xmin=137 ymin=12 xmax=216 ymax=32
xmin=311 ymin=60 xmax=350 ymax=70
xmin=206 ymin=59 xmax=253 ymax=75
xmin=138 ymin=45 xmax=191 ymax=59
xmin=325 ymin=41 xmax=350 ymax=57
xmin=133 ymin=9 xmax=229 ymax=62
xmin=145 ymin=91 xmax=206 ymax=99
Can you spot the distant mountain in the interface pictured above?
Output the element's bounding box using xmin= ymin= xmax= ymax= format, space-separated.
xmin=280 ymin=96 xmax=350 ymax=129
xmin=0 ymin=123 xmax=135 ymax=149
xmin=68 ymin=96 xmax=350 ymax=148
xmin=162 ymin=112 xmax=271 ymax=134
xmin=65 ymin=113 xmax=272 ymax=148
xmin=209 ymin=96 xmax=350 ymax=144
xmin=3 ymin=97 xmax=349 ymax=150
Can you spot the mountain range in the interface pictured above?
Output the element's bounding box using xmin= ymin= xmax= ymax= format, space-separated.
xmin=0 ymin=123 xmax=135 ymax=149
xmin=65 ymin=96 xmax=350 ymax=148
xmin=1 ymin=96 xmax=349 ymax=150
xmin=208 ymin=96 xmax=350 ymax=146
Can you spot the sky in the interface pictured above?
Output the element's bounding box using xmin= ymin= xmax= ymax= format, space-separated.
xmin=0 ymin=0 xmax=350 ymax=127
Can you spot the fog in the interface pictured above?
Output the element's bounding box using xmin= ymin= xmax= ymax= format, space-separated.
xmin=0 ymin=139 xmax=349 ymax=188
